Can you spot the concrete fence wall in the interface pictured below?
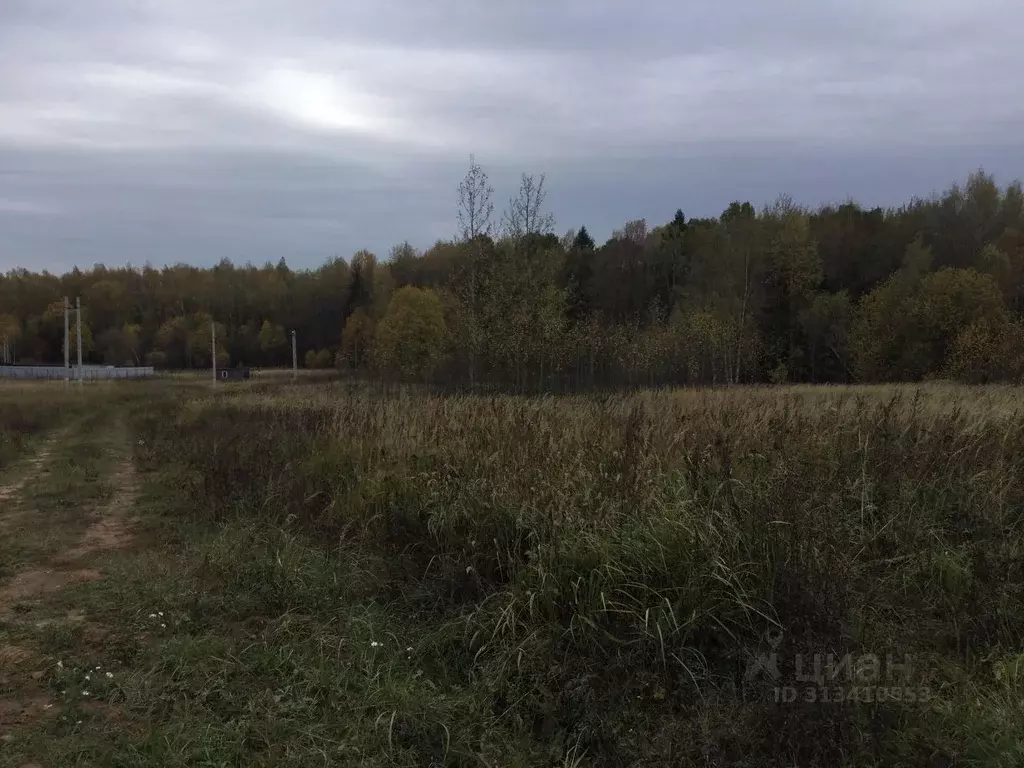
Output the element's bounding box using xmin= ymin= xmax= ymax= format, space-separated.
xmin=0 ymin=365 xmax=155 ymax=380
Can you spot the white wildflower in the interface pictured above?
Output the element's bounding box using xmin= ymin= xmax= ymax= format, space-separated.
xmin=84 ymin=674 xmax=90 ymax=681
xmin=82 ymin=691 xmax=90 ymax=697
xmin=148 ymin=613 xmax=157 ymax=619
xmin=160 ymin=623 xmax=166 ymax=628
xmin=105 ymin=672 xmax=113 ymax=679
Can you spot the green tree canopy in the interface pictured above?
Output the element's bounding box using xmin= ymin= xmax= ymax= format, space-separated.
xmin=373 ymin=287 xmax=448 ymax=380
xmin=340 ymin=308 xmax=374 ymax=369
xmin=852 ymin=266 xmax=1006 ymax=381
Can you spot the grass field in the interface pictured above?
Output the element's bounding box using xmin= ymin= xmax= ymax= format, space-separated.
xmin=1 ymin=379 xmax=1023 ymax=766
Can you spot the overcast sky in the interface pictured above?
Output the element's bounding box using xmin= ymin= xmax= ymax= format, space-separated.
xmin=2 ymin=0 xmax=1023 ymax=272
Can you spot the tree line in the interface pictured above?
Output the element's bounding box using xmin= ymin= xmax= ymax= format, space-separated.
xmin=2 ymin=161 xmax=1023 ymax=389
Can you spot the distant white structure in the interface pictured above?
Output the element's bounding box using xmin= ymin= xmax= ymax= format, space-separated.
xmin=0 ymin=365 xmax=155 ymax=380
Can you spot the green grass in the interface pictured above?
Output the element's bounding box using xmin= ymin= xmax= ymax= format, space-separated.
xmin=2 ymin=381 xmax=1024 ymax=766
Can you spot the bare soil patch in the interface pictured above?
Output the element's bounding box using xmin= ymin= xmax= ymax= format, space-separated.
xmin=0 ymin=645 xmax=35 ymax=669
xmin=0 ymin=695 xmax=58 ymax=731
xmin=0 ymin=569 xmax=102 ymax=612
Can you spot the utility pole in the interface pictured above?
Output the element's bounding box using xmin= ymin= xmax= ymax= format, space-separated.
xmin=76 ymin=296 xmax=83 ymax=381
xmin=64 ymin=297 xmax=70 ymax=381
xmin=291 ymin=330 xmax=297 ymax=380
xmin=212 ymin=321 xmax=217 ymax=385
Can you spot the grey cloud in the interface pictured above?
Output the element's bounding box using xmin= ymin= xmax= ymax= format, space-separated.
xmin=1 ymin=0 xmax=1023 ymax=270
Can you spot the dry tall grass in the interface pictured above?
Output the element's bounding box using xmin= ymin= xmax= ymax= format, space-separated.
xmin=133 ymin=382 xmax=1024 ymax=765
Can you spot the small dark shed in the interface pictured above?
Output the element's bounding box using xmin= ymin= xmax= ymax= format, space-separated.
xmin=218 ymin=366 xmax=251 ymax=382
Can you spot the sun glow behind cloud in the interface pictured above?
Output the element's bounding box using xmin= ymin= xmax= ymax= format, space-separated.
xmin=246 ymin=66 xmax=389 ymax=136
xmin=0 ymin=0 xmax=1022 ymax=268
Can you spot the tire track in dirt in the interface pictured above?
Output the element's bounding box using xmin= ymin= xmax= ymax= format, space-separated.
xmin=54 ymin=451 xmax=138 ymax=565
xmin=0 ymin=417 xmax=139 ymax=743
xmin=0 ymin=433 xmax=61 ymax=508
xmin=0 ymin=434 xmax=68 ymax=742
xmin=0 ymin=424 xmax=138 ymax=614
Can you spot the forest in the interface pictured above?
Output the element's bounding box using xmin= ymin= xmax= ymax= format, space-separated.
xmin=1 ymin=164 xmax=1023 ymax=389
